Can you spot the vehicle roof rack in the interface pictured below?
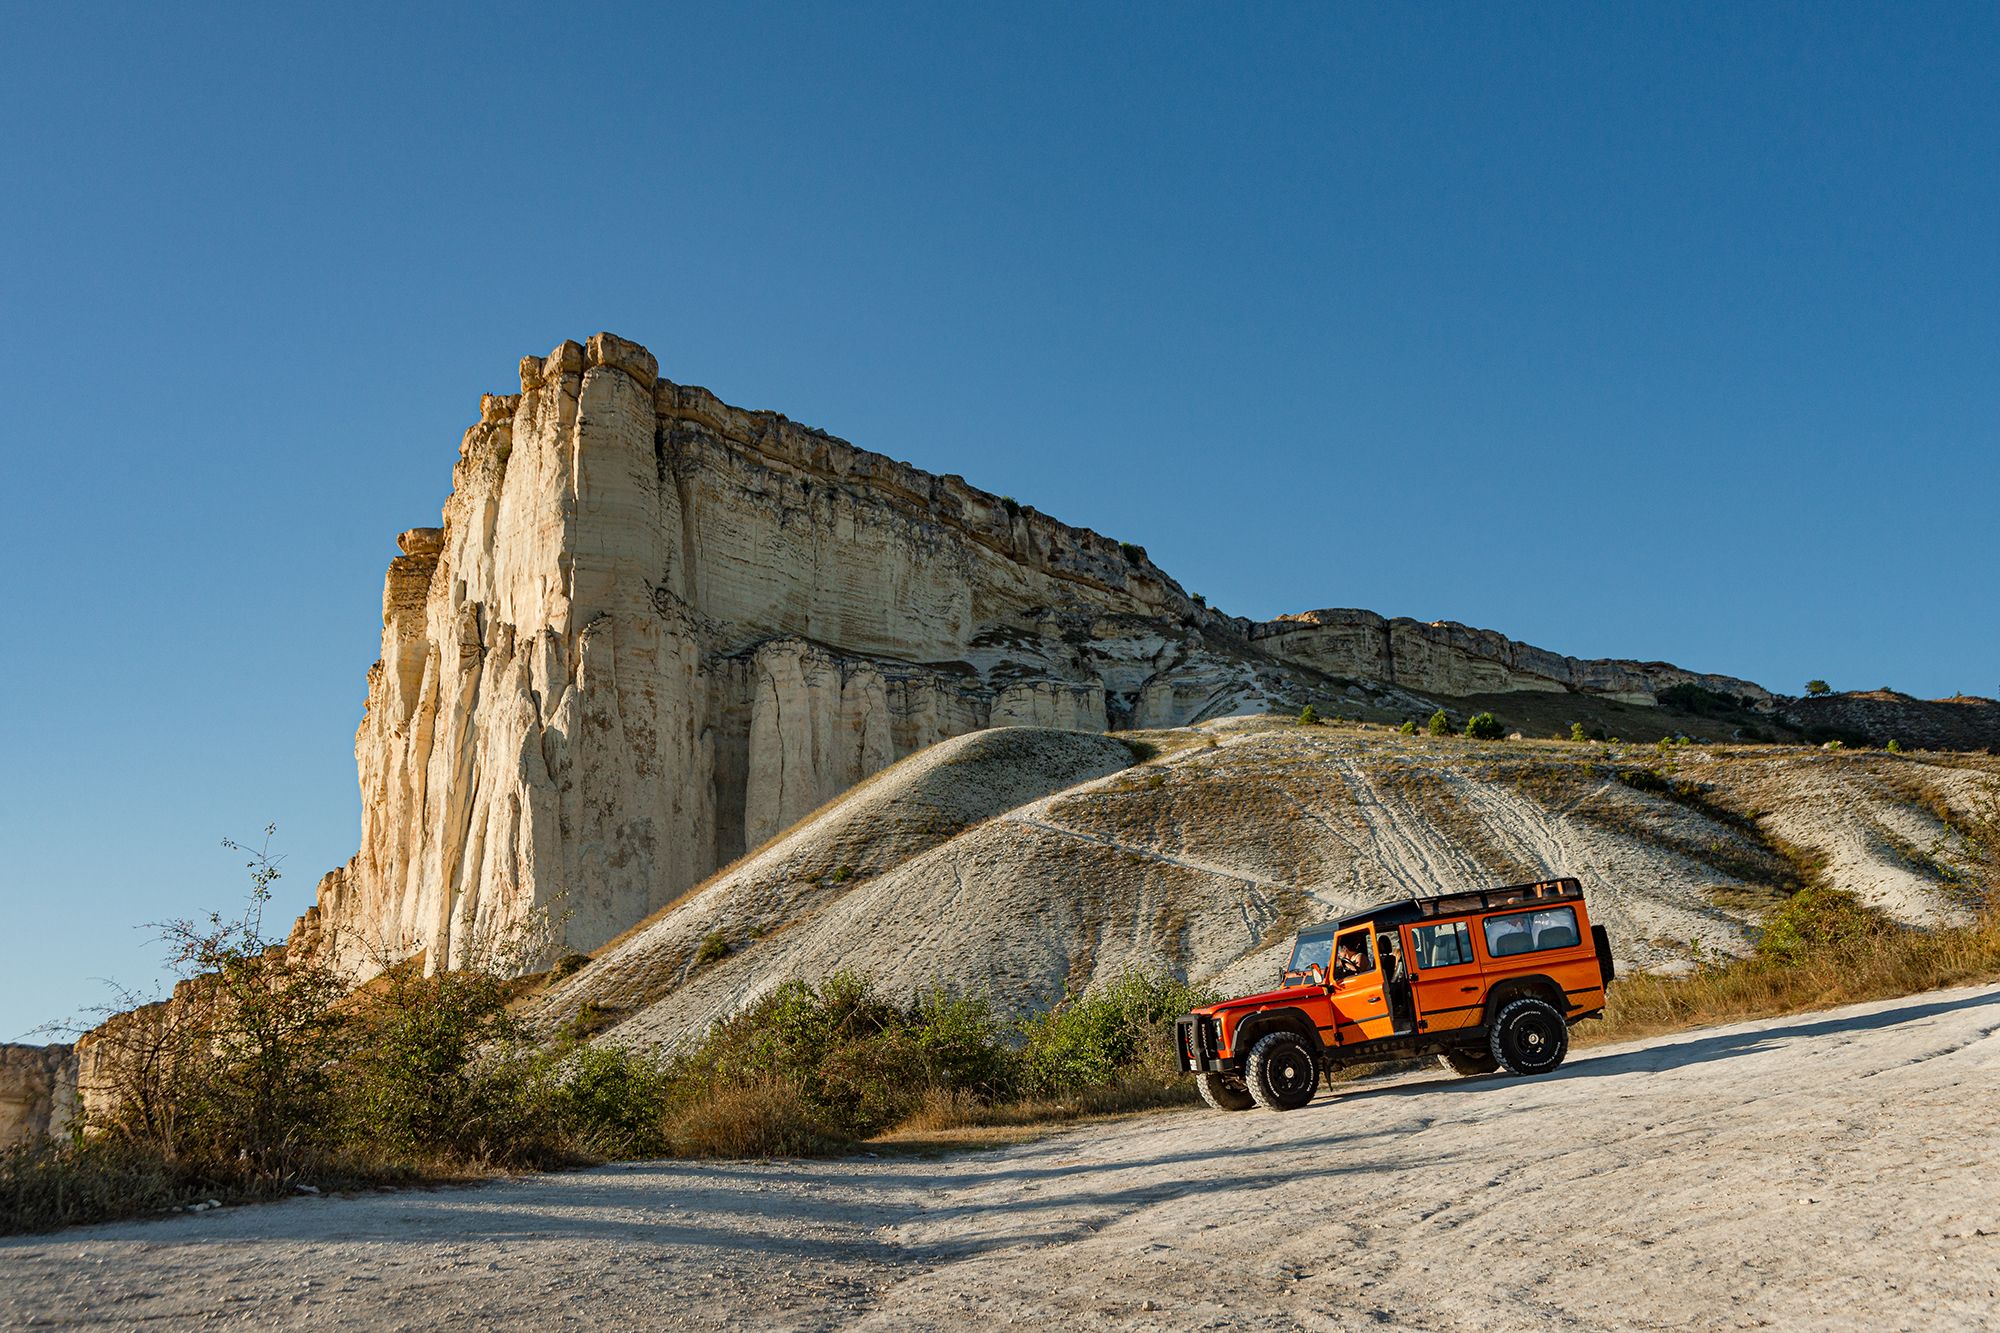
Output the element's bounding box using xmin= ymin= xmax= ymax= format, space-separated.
xmin=1415 ymin=876 xmax=1582 ymax=918
xmin=1329 ymin=876 xmax=1583 ymax=933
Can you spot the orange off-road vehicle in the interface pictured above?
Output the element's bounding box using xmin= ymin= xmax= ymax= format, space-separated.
xmin=1176 ymin=876 xmax=1614 ymax=1112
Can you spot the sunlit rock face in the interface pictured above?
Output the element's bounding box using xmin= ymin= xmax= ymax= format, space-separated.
xmin=296 ymin=333 xmax=1781 ymax=977
xmin=0 ymin=1044 xmax=76 ymax=1145
xmin=299 ymin=334 xmax=1273 ymax=973
xmin=1251 ymin=609 xmax=1775 ymax=707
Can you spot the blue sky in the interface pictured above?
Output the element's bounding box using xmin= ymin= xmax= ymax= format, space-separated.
xmin=2 ymin=3 xmax=1995 ymax=1038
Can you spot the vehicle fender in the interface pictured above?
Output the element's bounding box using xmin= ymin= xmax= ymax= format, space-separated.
xmin=1478 ymin=976 xmax=1567 ymax=1027
xmin=1593 ymin=924 xmax=1616 ymax=984
xmin=1226 ymin=1008 xmax=1325 ymax=1064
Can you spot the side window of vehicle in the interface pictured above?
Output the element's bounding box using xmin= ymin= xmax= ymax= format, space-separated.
xmin=1332 ymin=929 xmax=1374 ymax=980
xmin=1483 ymin=907 xmax=1580 ymax=957
xmin=1411 ymin=920 xmax=1474 ymax=968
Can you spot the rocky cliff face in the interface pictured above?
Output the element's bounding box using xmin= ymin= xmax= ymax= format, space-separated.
xmin=294 ymin=332 xmax=1795 ymax=977
xmin=297 ymin=334 xmax=1312 ymax=973
xmin=1251 ymin=609 xmax=1774 ymax=706
xmin=0 ymin=1044 xmax=77 ymax=1145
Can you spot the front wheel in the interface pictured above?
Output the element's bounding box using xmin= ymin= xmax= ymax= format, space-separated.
xmin=1437 ymin=1048 xmax=1499 ymax=1076
xmin=1245 ymin=1031 xmax=1320 ymax=1111
xmin=1487 ymin=996 xmax=1570 ymax=1075
xmin=1195 ymin=1072 xmax=1255 ymax=1112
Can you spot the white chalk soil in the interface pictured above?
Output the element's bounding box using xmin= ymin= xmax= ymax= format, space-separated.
xmin=6 ymin=984 xmax=1999 ymax=1330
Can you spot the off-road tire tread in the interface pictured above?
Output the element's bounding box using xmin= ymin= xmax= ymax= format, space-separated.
xmin=1487 ymin=995 xmax=1569 ymax=1076
xmin=1245 ymin=1031 xmax=1320 ymax=1112
xmin=1195 ymin=1072 xmax=1255 ymax=1112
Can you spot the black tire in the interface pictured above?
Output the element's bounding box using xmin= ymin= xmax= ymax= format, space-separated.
xmin=1195 ymin=1072 xmax=1255 ymax=1112
xmin=1487 ymin=996 xmax=1570 ymax=1075
xmin=1437 ymin=1048 xmax=1500 ymax=1076
xmin=1245 ymin=1031 xmax=1320 ymax=1111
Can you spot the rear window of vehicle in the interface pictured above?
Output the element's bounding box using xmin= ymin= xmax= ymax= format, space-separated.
xmin=1411 ymin=920 xmax=1474 ymax=968
xmin=1483 ymin=907 xmax=1581 ymax=957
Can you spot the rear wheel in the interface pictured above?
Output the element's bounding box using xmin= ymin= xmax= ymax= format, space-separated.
xmin=1245 ymin=1031 xmax=1320 ymax=1111
xmin=1437 ymin=1048 xmax=1500 ymax=1076
xmin=1487 ymin=996 xmax=1569 ymax=1075
xmin=1195 ymin=1072 xmax=1254 ymax=1112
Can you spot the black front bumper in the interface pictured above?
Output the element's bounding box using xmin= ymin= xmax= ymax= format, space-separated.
xmin=1176 ymin=1015 xmax=1230 ymax=1073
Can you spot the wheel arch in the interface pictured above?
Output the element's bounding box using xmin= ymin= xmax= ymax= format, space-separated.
xmin=1477 ymin=975 xmax=1567 ymax=1028
xmin=1228 ymin=1007 xmax=1325 ymax=1065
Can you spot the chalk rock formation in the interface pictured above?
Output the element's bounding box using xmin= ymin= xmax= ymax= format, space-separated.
xmin=296 ymin=333 xmax=1794 ymax=977
xmin=299 ymin=334 xmax=1291 ymax=973
xmin=1251 ymin=609 xmax=1773 ymax=706
xmin=0 ymin=1044 xmax=77 ymax=1144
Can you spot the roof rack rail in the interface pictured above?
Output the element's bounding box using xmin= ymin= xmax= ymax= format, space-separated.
xmin=1415 ymin=876 xmax=1582 ymax=919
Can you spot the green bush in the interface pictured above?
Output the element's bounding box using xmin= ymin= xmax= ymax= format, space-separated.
xmin=1755 ymin=886 xmax=1892 ymax=966
xmin=547 ymin=953 xmax=592 ymax=982
xmin=343 ymin=964 xmax=552 ymax=1164
xmin=695 ymin=931 xmax=731 ymax=965
xmin=1398 ymin=719 xmax=1418 ymax=736
xmin=549 ymin=1043 xmax=675 ymax=1158
xmin=1297 ymin=704 xmax=1319 ymax=726
xmin=675 ymin=974 xmax=922 ymax=1136
xmin=1016 ymin=971 xmax=1213 ymax=1096
xmin=1427 ymin=709 xmax=1451 ymax=737
xmin=1806 ymin=680 xmax=1831 ymax=696
xmin=1570 ymin=721 xmax=1588 ymax=743
xmin=1886 ymin=739 xmax=1904 ymax=754
xmin=1463 ymin=712 xmax=1505 ymax=741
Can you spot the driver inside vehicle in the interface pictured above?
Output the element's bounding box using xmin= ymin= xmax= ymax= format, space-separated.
xmin=1333 ymin=937 xmax=1368 ymax=980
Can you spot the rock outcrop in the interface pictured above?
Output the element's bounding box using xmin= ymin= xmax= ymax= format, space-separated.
xmin=298 ymin=334 xmax=1309 ymax=974
xmin=0 ymin=1044 xmax=77 ymax=1145
xmin=1778 ymin=691 xmax=2000 ymax=752
xmin=292 ymin=332 xmax=1802 ymax=978
xmin=1251 ymin=608 xmax=1774 ymax=706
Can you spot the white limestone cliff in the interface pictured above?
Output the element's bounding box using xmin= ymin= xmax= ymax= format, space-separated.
xmin=296 ymin=334 xmax=1273 ymax=973
xmin=293 ymin=333 xmax=1777 ymax=977
xmin=0 ymin=1045 xmax=77 ymax=1145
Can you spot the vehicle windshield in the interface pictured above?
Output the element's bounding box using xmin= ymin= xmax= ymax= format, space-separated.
xmin=1288 ymin=931 xmax=1335 ymax=975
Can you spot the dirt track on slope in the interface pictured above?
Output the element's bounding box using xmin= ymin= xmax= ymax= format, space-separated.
xmin=6 ymin=984 xmax=1999 ymax=1331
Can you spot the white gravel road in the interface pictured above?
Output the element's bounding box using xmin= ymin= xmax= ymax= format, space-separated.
xmin=5 ymin=983 xmax=1999 ymax=1331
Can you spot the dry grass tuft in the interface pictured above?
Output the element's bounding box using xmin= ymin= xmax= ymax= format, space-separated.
xmin=1580 ymin=908 xmax=2000 ymax=1045
xmin=662 ymin=1079 xmax=844 ymax=1158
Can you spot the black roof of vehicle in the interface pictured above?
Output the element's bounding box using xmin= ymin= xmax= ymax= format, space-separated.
xmin=1296 ymin=876 xmax=1585 ymax=940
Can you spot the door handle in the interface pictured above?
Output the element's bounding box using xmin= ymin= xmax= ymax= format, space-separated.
xmin=1459 ymin=985 xmax=1480 ymax=993
xmin=1367 ymin=996 xmax=1382 ymax=1003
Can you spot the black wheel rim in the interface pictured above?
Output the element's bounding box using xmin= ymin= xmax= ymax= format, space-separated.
xmin=1506 ymin=1011 xmax=1561 ymax=1069
xmin=1267 ymin=1046 xmax=1314 ymax=1099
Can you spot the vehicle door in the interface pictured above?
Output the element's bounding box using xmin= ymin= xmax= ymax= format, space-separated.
xmin=1328 ymin=925 xmax=1394 ymax=1044
xmin=1402 ymin=917 xmax=1484 ymax=1032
